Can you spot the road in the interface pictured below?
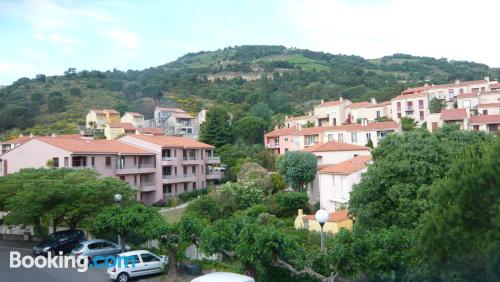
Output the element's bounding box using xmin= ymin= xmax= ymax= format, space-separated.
xmin=0 ymin=240 xmax=167 ymax=282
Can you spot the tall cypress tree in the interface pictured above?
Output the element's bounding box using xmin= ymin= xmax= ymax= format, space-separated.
xmin=199 ymin=106 xmax=234 ymax=148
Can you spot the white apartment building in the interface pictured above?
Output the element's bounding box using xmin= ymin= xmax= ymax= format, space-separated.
xmin=313 ymin=98 xmax=352 ymax=126
xmin=391 ymin=92 xmax=429 ymax=124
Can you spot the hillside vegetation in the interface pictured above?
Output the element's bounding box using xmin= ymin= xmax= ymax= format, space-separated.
xmin=1 ymin=45 xmax=499 ymax=139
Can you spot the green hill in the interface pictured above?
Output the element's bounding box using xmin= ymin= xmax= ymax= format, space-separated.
xmin=1 ymin=45 xmax=499 ymax=139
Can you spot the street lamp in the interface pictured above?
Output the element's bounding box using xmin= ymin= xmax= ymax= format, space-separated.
xmin=114 ymin=193 xmax=122 ymax=252
xmin=315 ymin=209 xmax=329 ymax=253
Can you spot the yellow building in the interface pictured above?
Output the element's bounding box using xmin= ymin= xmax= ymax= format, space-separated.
xmin=294 ymin=209 xmax=352 ymax=234
xmin=86 ymin=109 xmax=121 ymax=129
xmin=104 ymin=123 xmax=136 ymax=140
xmin=121 ymin=112 xmax=145 ymax=127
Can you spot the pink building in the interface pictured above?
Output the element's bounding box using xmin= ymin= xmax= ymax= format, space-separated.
xmin=264 ymin=127 xmax=297 ymax=155
xmin=119 ymin=135 xmax=222 ymax=199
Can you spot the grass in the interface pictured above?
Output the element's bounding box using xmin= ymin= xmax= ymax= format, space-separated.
xmin=161 ymin=206 xmax=187 ymax=224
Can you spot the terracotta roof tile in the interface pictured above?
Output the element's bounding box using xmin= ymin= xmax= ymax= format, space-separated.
xmin=349 ymin=101 xmax=373 ymax=109
xmin=303 ymin=209 xmax=350 ymax=222
xmin=264 ymin=127 xmax=297 ymax=137
xmin=469 ymin=114 xmax=500 ymax=124
xmin=2 ymin=135 xmax=35 ymax=144
xmin=36 ymin=137 xmax=153 ymax=155
xmin=303 ymin=141 xmax=370 ymax=152
xmin=457 ymin=93 xmax=478 ymax=99
xmin=126 ymin=134 xmax=214 ymax=149
xmin=136 ymin=128 xmax=165 ymax=135
xmin=477 ymin=103 xmax=500 ymax=108
xmin=440 ymin=108 xmax=468 ymax=121
xmin=319 ymin=155 xmax=372 ymax=174
xmin=293 ymin=121 xmax=399 ymax=136
xmin=285 ymin=114 xmax=315 ymax=122
xmin=402 ymin=79 xmax=491 ymax=94
xmin=103 ymin=109 xmax=120 ymax=114
xmin=315 ymin=99 xmax=350 ymax=108
xmin=108 ymin=123 xmax=136 ymax=130
xmin=157 ymin=107 xmax=186 ymax=113
xmin=392 ymin=92 xmax=428 ymax=100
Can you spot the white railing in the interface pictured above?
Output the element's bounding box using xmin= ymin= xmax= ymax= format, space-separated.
xmin=162 ymin=157 xmax=176 ymax=161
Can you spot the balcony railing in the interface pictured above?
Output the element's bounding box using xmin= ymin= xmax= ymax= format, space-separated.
xmin=183 ymin=156 xmax=197 ymax=161
xmin=405 ymin=106 xmax=414 ymax=112
xmin=266 ymin=143 xmax=279 ymax=148
xmin=162 ymin=157 xmax=176 ymax=161
xmin=71 ymin=165 xmax=95 ymax=170
xmin=207 ymin=156 xmax=220 ymax=161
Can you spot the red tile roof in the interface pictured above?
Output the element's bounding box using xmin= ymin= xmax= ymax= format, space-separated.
xmin=440 ymin=108 xmax=468 ymax=121
xmin=349 ymin=101 xmax=373 ymax=109
xmin=103 ymin=109 xmax=120 ymax=114
xmin=303 ymin=209 xmax=350 ymax=223
xmin=457 ymin=93 xmax=478 ymax=99
xmin=285 ymin=114 xmax=315 ymax=122
xmin=127 ymin=134 xmax=214 ymax=149
xmin=490 ymin=83 xmax=500 ymax=89
xmin=108 ymin=123 xmax=136 ymax=130
xmin=469 ymin=114 xmax=500 ymax=124
xmin=125 ymin=112 xmax=144 ymax=117
xmin=2 ymin=135 xmax=35 ymax=144
xmin=315 ymin=99 xmax=350 ymax=108
xmin=303 ymin=141 xmax=370 ymax=152
xmin=392 ymin=92 xmax=428 ymax=100
xmin=157 ymin=107 xmax=186 ymax=113
xmin=366 ymin=101 xmax=390 ymax=108
xmin=402 ymin=79 xmax=490 ymax=95
xmin=265 ymin=127 xmax=297 ymax=138
xmin=477 ymin=103 xmax=500 ymax=108
xmin=136 ymin=128 xmax=165 ymax=135
xmin=319 ymin=155 xmax=372 ymax=175
xmin=36 ymin=137 xmax=153 ymax=155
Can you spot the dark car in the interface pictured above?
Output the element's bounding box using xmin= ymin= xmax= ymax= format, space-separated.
xmin=33 ymin=229 xmax=86 ymax=256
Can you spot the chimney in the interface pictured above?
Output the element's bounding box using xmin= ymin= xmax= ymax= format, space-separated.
xmin=340 ymin=97 xmax=343 ymax=102
xmin=362 ymin=119 xmax=368 ymax=126
xmin=285 ymin=115 xmax=289 ymax=120
xmin=296 ymin=123 xmax=302 ymax=130
xmin=485 ymin=76 xmax=490 ymax=83
xmin=29 ymin=133 xmax=33 ymax=138
xmin=424 ymin=83 xmax=429 ymax=87
xmin=274 ymin=124 xmax=279 ymax=130
xmin=455 ymin=79 xmax=460 ymax=85
xmin=320 ymin=99 xmax=324 ymax=104
xmin=371 ymin=97 xmax=377 ymax=104
xmin=51 ymin=133 xmax=56 ymax=138
xmin=308 ymin=111 xmax=313 ymax=117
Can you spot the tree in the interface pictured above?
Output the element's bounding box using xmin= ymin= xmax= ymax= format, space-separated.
xmin=142 ymin=84 xmax=163 ymax=103
xmin=123 ymin=82 xmax=141 ymax=99
xmin=429 ymin=97 xmax=446 ymax=113
xmin=401 ymin=117 xmax=417 ymax=131
xmin=91 ymin=203 xmax=165 ymax=252
xmin=234 ymin=116 xmax=268 ymax=144
xmin=276 ymin=151 xmax=317 ymax=190
xmin=35 ymin=74 xmax=46 ymax=82
xmin=69 ymin=87 xmax=82 ymax=97
xmin=47 ymin=91 xmax=66 ymax=113
xmin=249 ymin=103 xmax=273 ymax=122
xmin=365 ymin=138 xmax=374 ymax=148
xmin=64 ymin=68 xmax=77 ymax=78
xmin=199 ymin=106 xmax=234 ymax=148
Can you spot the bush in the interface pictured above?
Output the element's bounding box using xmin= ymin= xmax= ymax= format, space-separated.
xmin=178 ymin=188 xmax=208 ymax=203
xmin=215 ymin=182 xmax=264 ymax=212
xmin=69 ymin=87 xmax=82 ymax=97
xmin=269 ymin=192 xmax=309 ymax=218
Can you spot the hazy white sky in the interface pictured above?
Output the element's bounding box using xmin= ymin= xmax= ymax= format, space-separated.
xmin=0 ymin=0 xmax=499 ymax=85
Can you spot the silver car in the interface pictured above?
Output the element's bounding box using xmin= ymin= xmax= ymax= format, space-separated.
xmin=71 ymin=239 xmax=128 ymax=260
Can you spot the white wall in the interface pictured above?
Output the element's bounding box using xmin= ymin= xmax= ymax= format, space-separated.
xmin=318 ymin=168 xmax=367 ymax=212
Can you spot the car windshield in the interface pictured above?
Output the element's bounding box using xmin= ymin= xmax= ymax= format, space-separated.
xmin=72 ymin=243 xmax=83 ymax=251
xmin=43 ymin=233 xmax=60 ymax=243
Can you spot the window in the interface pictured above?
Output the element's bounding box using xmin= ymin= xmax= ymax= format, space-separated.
xmin=397 ymin=113 xmax=402 ymax=118
xmin=52 ymin=157 xmax=59 ymax=168
xmin=419 ymin=111 xmax=424 ymax=121
xmin=183 ymin=166 xmax=187 ymax=175
xmin=105 ymin=157 xmax=111 ymax=167
xmin=327 ymin=134 xmax=333 ymax=141
xmin=163 ymin=184 xmax=172 ymax=193
xmin=193 ymin=182 xmax=197 ymax=190
xmin=184 ymin=183 xmax=188 ymax=192
xmin=481 ymin=87 xmax=485 ymax=93
xmin=126 ymin=255 xmax=140 ymax=266
xmin=366 ymin=133 xmax=371 ymax=140
xmin=463 ymin=100 xmax=471 ymax=109
xmin=91 ymin=157 xmax=95 ymax=167
xmin=459 ymin=88 xmax=464 ymax=94
xmin=448 ymin=89 xmax=454 ymax=99
xmin=351 ymin=132 xmax=357 ymax=143
xmin=376 ymin=111 xmax=381 ymax=118
xmin=332 ymin=118 xmax=337 ymax=126
xmin=406 ymin=101 xmax=413 ymax=110
xmin=472 ymin=88 xmax=479 ymax=94
xmin=64 ymin=157 xmax=69 ymax=167
xmin=397 ymin=102 xmax=401 ymax=111
xmin=418 ymin=100 xmax=424 ymax=110
xmin=284 ymin=137 xmax=288 ymax=142
xmin=483 ymin=109 xmax=488 ymax=115
xmin=141 ymin=253 xmax=160 ymax=263
xmin=305 ymin=135 xmax=317 ymax=145
xmin=274 ymin=137 xmax=279 ymax=145
xmin=338 ymin=133 xmax=343 ymax=142
xmin=192 ymin=166 xmax=196 ymax=174
xmin=88 ymin=243 xmax=100 ymax=250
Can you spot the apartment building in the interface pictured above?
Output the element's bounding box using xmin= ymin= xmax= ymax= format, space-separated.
xmin=104 ymin=123 xmax=137 ymax=140
xmin=317 ymin=155 xmax=372 ymax=212
xmin=149 ymin=107 xmax=199 ymax=139
xmin=292 ymin=121 xmax=400 ymax=150
xmin=349 ymin=100 xmax=392 ymax=122
xmin=121 ymin=112 xmax=145 ymax=127
xmin=264 ymin=127 xmax=297 ymax=154
xmin=118 ymin=134 xmax=222 ymax=200
xmin=284 ymin=113 xmax=318 ymax=129
xmin=0 ymin=137 xmax=158 ymax=203
xmin=85 ymin=109 xmax=120 ymax=129
xmin=391 ymin=92 xmax=429 ymax=124
xmin=313 ymin=98 xmax=352 ymax=126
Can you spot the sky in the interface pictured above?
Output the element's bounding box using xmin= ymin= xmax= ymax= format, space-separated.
xmin=0 ymin=0 xmax=499 ymax=85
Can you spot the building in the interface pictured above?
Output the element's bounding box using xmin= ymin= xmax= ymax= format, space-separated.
xmin=313 ymin=98 xmax=352 ymax=126
xmin=104 ymin=123 xmax=136 ymax=140
xmin=294 ymin=209 xmax=352 ymax=234
xmin=149 ymin=107 xmax=199 ymax=139
xmin=1 ymin=135 xmax=35 ymax=155
xmin=0 ymin=136 xmax=158 ymax=203
xmin=283 ymin=113 xmax=318 ymax=129
xmin=85 ymin=109 xmax=120 ymax=129
xmin=401 ymin=77 xmax=496 ymax=101
xmin=317 ymin=155 xmax=372 ymax=212
xmin=391 ymin=92 xmax=429 ymax=124
xmin=348 ymin=99 xmax=391 ymax=122
xmin=196 ymin=109 xmax=208 ymax=126
xmin=121 ymin=112 xmax=145 ymax=127
xmin=119 ymin=134 xmax=222 ymax=200
xmin=136 ymin=127 xmax=165 ymax=136
xmin=264 ymin=127 xmax=297 ymax=154
xmin=469 ymin=115 xmax=500 ymax=133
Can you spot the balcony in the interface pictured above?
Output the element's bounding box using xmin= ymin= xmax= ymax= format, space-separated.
xmin=162 ymin=174 xmax=196 ymax=183
xmin=205 ymin=171 xmax=223 ymax=180
xmin=161 ymin=156 xmax=177 ymax=166
xmin=182 ymin=157 xmax=202 ymax=165
xmin=71 ymin=165 xmax=96 ymax=170
xmin=266 ymin=143 xmax=279 ymax=148
xmin=138 ymin=182 xmax=156 ymax=192
xmin=116 ymin=164 xmax=156 ymax=174
xmin=405 ymin=106 xmax=414 ymax=112
xmin=206 ymin=156 xmax=220 ymax=164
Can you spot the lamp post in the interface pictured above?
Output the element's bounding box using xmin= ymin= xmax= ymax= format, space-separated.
xmin=114 ymin=193 xmax=123 ymax=252
xmin=315 ymin=209 xmax=329 ymax=253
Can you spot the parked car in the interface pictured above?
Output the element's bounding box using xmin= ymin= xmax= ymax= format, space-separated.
xmin=107 ymin=250 xmax=167 ymax=282
xmin=191 ymin=272 xmax=255 ymax=282
xmin=70 ymin=239 xmax=130 ymax=261
xmin=33 ymin=229 xmax=86 ymax=256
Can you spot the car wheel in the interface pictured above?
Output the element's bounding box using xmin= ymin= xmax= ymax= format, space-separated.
xmin=117 ymin=272 xmax=129 ymax=282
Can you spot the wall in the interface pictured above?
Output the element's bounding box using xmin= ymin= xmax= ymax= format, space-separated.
xmin=318 ymin=168 xmax=366 ymax=212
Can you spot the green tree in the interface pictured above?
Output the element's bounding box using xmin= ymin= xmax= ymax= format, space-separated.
xmin=200 ymin=106 xmax=234 ymax=148
xmin=249 ymin=102 xmax=273 ymax=122
xmin=276 ymin=151 xmax=317 ymax=190
xmin=401 ymin=116 xmax=417 ymax=131
xmin=429 ymin=97 xmax=447 ymax=113
xmin=47 ymin=91 xmax=66 ymax=113
xmin=234 ymin=116 xmax=267 ymax=144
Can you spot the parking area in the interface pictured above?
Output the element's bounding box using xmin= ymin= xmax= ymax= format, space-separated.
xmin=0 ymin=240 xmax=168 ymax=282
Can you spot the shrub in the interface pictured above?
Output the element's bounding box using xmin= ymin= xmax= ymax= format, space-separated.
xmin=178 ymin=188 xmax=208 ymax=203
xmin=215 ymin=182 xmax=264 ymax=212
xmin=269 ymin=192 xmax=309 ymax=218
